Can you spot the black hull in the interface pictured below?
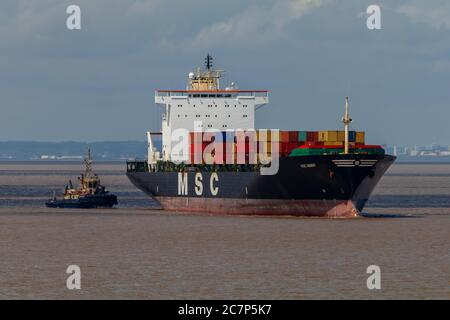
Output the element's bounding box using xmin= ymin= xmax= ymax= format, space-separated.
xmin=126 ymin=154 xmax=395 ymax=217
xmin=45 ymin=194 xmax=118 ymax=209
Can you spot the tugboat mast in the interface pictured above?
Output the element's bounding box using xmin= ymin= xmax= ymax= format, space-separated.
xmin=84 ymin=148 xmax=93 ymax=177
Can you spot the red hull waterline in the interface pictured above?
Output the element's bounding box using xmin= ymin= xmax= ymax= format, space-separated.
xmin=154 ymin=197 xmax=359 ymax=218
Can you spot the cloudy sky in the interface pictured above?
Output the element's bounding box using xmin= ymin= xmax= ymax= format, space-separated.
xmin=1 ymin=0 xmax=449 ymax=146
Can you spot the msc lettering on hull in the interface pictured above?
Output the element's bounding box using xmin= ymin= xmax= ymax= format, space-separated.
xmin=178 ymin=172 xmax=219 ymax=196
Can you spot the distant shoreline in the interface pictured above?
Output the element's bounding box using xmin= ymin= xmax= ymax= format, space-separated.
xmin=0 ymin=160 xmax=127 ymax=164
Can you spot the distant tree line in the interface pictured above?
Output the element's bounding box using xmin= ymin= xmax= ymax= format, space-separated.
xmin=0 ymin=141 xmax=159 ymax=160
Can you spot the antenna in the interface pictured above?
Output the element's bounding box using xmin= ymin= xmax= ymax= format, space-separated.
xmin=84 ymin=148 xmax=93 ymax=176
xmin=205 ymin=54 xmax=213 ymax=70
xmin=342 ymin=97 xmax=353 ymax=154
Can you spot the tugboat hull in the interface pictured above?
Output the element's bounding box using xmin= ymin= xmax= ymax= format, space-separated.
xmin=45 ymin=194 xmax=118 ymax=209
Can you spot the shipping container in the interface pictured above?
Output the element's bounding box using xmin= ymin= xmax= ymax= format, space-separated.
xmin=289 ymin=142 xmax=299 ymax=150
xmin=298 ymin=131 xmax=307 ymax=142
xmin=336 ymin=131 xmax=345 ymax=142
xmin=258 ymin=141 xmax=271 ymax=153
xmin=189 ymin=132 xmax=203 ymax=144
xmin=202 ymin=131 xmax=225 ymax=143
xmin=189 ymin=142 xmax=209 ymax=153
xmin=356 ymin=132 xmax=365 ymax=144
xmin=223 ymin=131 xmax=236 ymax=143
xmin=189 ymin=152 xmax=204 ymax=164
xmin=260 ymin=141 xmax=281 ymax=154
xmin=324 ymin=141 xmax=343 ymax=146
xmin=288 ymin=131 xmax=298 ymax=142
xmin=280 ymin=131 xmax=290 ymax=143
xmin=318 ymin=130 xmax=338 ymax=142
xmin=235 ymin=141 xmax=257 ymax=154
xmin=306 ymin=131 xmax=319 ymax=142
xmin=348 ymin=131 xmax=356 ymax=142
xmin=256 ymin=129 xmax=271 ymax=141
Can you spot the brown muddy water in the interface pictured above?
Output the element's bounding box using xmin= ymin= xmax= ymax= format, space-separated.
xmin=0 ymin=162 xmax=449 ymax=299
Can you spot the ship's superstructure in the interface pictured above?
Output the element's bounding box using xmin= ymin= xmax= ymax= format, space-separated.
xmin=127 ymin=56 xmax=395 ymax=217
xmin=150 ymin=54 xmax=268 ymax=163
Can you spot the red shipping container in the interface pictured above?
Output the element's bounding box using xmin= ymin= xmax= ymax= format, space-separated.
xmin=189 ymin=132 xmax=203 ymax=144
xmin=223 ymin=142 xmax=236 ymax=155
xmin=189 ymin=152 xmax=203 ymax=164
xmin=234 ymin=152 xmax=248 ymax=164
xmin=289 ymin=142 xmax=299 ymax=151
xmin=190 ymin=142 xmax=209 ymax=153
xmin=306 ymin=131 xmax=319 ymax=142
xmin=235 ymin=141 xmax=257 ymax=154
xmin=280 ymin=131 xmax=290 ymax=143
xmin=279 ymin=142 xmax=290 ymax=154
xmin=211 ymin=151 xmax=225 ymax=164
xmin=288 ymin=131 xmax=298 ymax=142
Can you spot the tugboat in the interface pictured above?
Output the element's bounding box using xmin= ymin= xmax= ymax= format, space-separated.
xmin=46 ymin=149 xmax=118 ymax=208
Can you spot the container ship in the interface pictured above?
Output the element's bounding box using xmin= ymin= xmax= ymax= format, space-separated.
xmin=126 ymin=55 xmax=395 ymax=217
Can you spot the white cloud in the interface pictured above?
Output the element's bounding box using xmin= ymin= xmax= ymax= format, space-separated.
xmin=186 ymin=0 xmax=328 ymax=49
xmin=397 ymin=0 xmax=450 ymax=30
xmin=127 ymin=0 xmax=160 ymax=15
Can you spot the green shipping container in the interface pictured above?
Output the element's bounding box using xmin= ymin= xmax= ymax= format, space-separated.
xmin=298 ymin=131 xmax=307 ymax=141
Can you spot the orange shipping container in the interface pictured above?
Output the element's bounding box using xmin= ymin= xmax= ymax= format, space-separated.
xmin=280 ymin=131 xmax=290 ymax=143
xmin=324 ymin=141 xmax=343 ymax=146
xmin=336 ymin=131 xmax=345 ymax=142
xmin=256 ymin=129 xmax=272 ymax=141
xmin=318 ymin=130 xmax=338 ymax=142
xmin=356 ymin=132 xmax=365 ymax=144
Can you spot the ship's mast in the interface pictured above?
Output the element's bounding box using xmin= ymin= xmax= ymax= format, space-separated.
xmin=342 ymin=97 xmax=352 ymax=154
xmin=205 ymin=53 xmax=213 ymax=70
xmin=188 ymin=54 xmax=223 ymax=91
xmin=84 ymin=148 xmax=93 ymax=177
